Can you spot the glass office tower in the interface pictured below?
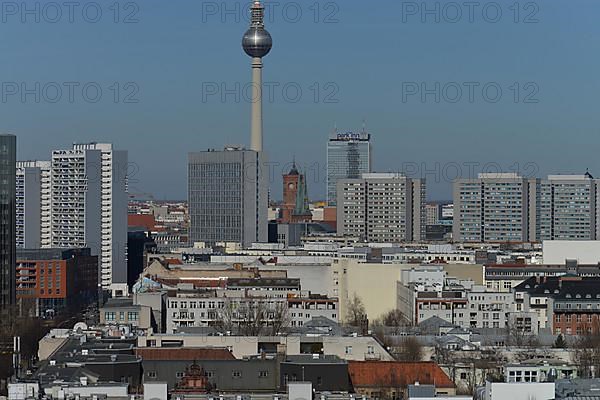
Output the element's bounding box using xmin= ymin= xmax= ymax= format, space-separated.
xmin=326 ymin=131 xmax=371 ymax=206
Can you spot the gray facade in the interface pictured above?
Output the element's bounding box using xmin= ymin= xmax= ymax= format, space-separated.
xmin=453 ymin=173 xmax=535 ymax=243
xmin=454 ymin=173 xmax=600 ymax=243
xmin=188 ymin=148 xmax=267 ymax=247
xmin=16 ymin=165 xmax=41 ymax=248
xmin=0 ymin=134 xmax=16 ymax=314
xmin=336 ymin=173 xmax=426 ymax=242
xmin=326 ymin=131 xmax=371 ymax=206
xmin=142 ymin=358 xmax=278 ymax=392
xmin=16 ymin=161 xmax=51 ymax=249
xmin=539 ymin=175 xmax=598 ymax=241
xmin=280 ymin=355 xmax=351 ymax=392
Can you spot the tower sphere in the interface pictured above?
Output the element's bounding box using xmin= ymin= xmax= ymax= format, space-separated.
xmin=242 ymin=27 xmax=272 ymax=58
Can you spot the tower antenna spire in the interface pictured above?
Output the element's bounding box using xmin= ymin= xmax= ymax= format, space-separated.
xmin=243 ymin=0 xmax=272 ymax=152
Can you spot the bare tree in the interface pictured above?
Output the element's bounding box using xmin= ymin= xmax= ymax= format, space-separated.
xmin=573 ymin=320 xmax=600 ymax=378
xmin=345 ymin=294 xmax=367 ymax=327
xmin=267 ymin=301 xmax=291 ymax=336
xmin=214 ymin=299 xmax=291 ymax=336
xmin=381 ymin=309 xmax=411 ymax=331
xmin=214 ymin=300 xmax=237 ymax=334
xmin=395 ymin=336 xmax=424 ymax=362
xmin=505 ymin=320 xmax=539 ymax=347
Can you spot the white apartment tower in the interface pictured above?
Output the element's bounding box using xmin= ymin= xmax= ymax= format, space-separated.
xmin=336 ymin=173 xmax=426 ymax=242
xmin=51 ymin=143 xmax=128 ymax=289
xmin=16 ymin=161 xmax=51 ymax=249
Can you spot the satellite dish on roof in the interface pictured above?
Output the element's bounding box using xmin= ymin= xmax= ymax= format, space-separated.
xmin=73 ymin=322 xmax=88 ymax=332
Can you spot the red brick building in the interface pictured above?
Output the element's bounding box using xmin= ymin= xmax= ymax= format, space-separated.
xmin=348 ymin=361 xmax=456 ymax=398
xmin=279 ymin=163 xmax=312 ymax=224
xmin=16 ymin=248 xmax=98 ymax=317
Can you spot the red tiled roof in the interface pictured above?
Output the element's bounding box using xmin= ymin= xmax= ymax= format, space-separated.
xmin=135 ymin=347 xmax=236 ymax=361
xmin=348 ymin=361 xmax=454 ymax=388
xmin=128 ymin=214 xmax=156 ymax=230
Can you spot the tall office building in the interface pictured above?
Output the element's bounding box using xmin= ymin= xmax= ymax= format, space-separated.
xmin=539 ymin=174 xmax=598 ymax=241
xmin=187 ymin=2 xmax=271 ymax=248
xmin=51 ymin=143 xmax=128 ymax=289
xmin=16 ymin=161 xmax=51 ymax=249
xmin=337 ymin=173 xmax=426 ymax=243
xmin=188 ymin=148 xmax=267 ymax=247
xmin=0 ymin=134 xmax=16 ymax=314
xmin=326 ymin=130 xmax=372 ymax=206
xmin=453 ymin=173 xmax=536 ymax=243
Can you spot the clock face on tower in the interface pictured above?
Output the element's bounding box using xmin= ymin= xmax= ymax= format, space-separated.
xmin=288 ymin=183 xmax=295 ymax=190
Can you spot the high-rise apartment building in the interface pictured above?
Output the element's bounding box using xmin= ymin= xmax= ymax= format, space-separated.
xmin=539 ymin=174 xmax=598 ymax=241
xmin=336 ymin=173 xmax=426 ymax=243
xmin=0 ymin=134 xmax=16 ymax=314
xmin=51 ymin=143 xmax=128 ymax=289
xmin=425 ymin=203 xmax=441 ymax=225
xmin=326 ymin=130 xmax=371 ymax=206
xmin=16 ymin=161 xmax=51 ymax=249
xmin=453 ymin=173 xmax=535 ymax=243
xmin=188 ymin=147 xmax=267 ymax=247
xmin=453 ymin=173 xmax=600 ymax=243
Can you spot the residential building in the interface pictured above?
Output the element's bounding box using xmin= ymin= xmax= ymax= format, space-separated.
xmin=539 ymin=174 xmax=598 ymax=240
xmin=336 ymin=173 xmax=426 ymax=242
xmin=136 ymin=332 xmax=393 ymax=362
xmin=16 ymin=248 xmax=98 ymax=318
xmin=505 ymin=361 xmax=577 ymax=383
xmin=0 ymin=134 xmax=16 ymax=315
xmin=514 ymin=276 xmax=600 ymax=334
xmin=426 ymin=203 xmax=441 ymax=225
xmin=348 ymin=361 xmax=456 ymax=398
xmin=16 ymin=161 xmax=51 ymax=249
xmin=188 ymin=147 xmax=267 ymax=247
xmin=454 ymin=173 xmax=600 ymax=243
xmin=453 ymin=173 xmax=536 ymax=243
xmin=99 ymin=297 xmax=153 ymax=331
xmin=72 ymin=143 xmax=128 ymax=289
xmin=51 ymin=143 xmax=128 ymax=290
xmin=326 ymin=130 xmax=371 ymax=206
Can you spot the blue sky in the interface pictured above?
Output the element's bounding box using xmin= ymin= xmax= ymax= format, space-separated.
xmin=2 ymin=0 xmax=599 ymax=200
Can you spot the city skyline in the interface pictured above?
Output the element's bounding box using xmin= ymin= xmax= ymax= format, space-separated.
xmin=2 ymin=0 xmax=599 ymax=201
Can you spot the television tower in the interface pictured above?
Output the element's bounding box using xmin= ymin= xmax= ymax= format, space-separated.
xmin=242 ymin=0 xmax=272 ymax=152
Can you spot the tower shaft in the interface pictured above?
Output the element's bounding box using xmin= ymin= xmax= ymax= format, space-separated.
xmin=251 ymin=57 xmax=263 ymax=152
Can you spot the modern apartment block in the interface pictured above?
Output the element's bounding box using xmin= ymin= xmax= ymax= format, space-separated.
xmin=336 ymin=173 xmax=426 ymax=243
xmin=453 ymin=173 xmax=600 ymax=243
xmin=539 ymin=174 xmax=598 ymax=241
xmin=51 ymin=143 xmax=128 ymax=290
xmin=326 ymin=130 xmax=371 ymax=206
xmin=16 ymin=248 xmax=98 ymax=317
xmin=0 ymin=134 xmax=16 ymax=314
xmin=16 ymin=161 xmax=51 ymax=249
xmin=188 ymin=147 xmax=267 ymax=247
xmin=453 ymin=173 xmax=536 ymax=243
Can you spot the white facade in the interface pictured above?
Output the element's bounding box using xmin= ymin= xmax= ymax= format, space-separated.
xmin=16 ymin=161 xmax=51 ymax=249
xmin=542 ymin=240 xmax=600 ymax=265
xmin=51 ymin=143 xmax=128 ymax=288
xmin=165 ymin=289 xmax=338 ymax=333
xmin=483 ymin=381 xmax=555 ymax=400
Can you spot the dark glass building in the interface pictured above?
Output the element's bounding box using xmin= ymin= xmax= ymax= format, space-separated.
xmin=0 ymin=134 xmax=16 ymax=315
